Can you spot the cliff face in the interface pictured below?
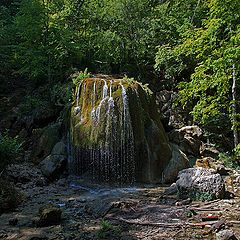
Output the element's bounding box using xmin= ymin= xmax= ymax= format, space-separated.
xmin=69 ymin=76 xmax=172 ymax=183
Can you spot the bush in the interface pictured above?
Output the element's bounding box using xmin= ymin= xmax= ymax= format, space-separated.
xmin=0 ymin=132 xmax=22 ymax=171
xmin=0 ymin=179 xmax=22 ymax=214
xmin=97 ymin=220 xmax=121 ymax=239
xmin=219 ymin=147 xmax=240 ymax=170
xmin=72 ymin=68 xmax=90 ymax=87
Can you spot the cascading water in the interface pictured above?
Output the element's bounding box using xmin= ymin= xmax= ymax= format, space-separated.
xmin=69 ymin=76 xmax=172 ymax=184
xmin=69 ymin=78 xmax=136 ymax=183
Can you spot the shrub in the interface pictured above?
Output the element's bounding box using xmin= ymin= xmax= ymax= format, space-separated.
xmin=0 ymin=179 xmax=22 ymax=214
xmin=97 ymin=219 xmax=121 ymax=239
xmin=219 ymin=149 xmax=240 ymax=170
xmin=72 ymin=68 xmax=90 ymax=86
xmin=0 ymin=132 xmax=22 ymax=171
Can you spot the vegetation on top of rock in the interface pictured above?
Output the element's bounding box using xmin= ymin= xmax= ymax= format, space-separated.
xmin=72 ymin=68 xmax=90 ymax=87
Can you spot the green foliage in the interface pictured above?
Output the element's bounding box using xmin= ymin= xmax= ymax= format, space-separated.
xmin=192 ymin=191 xmax=215 ymax=202
xmin=155 ymin=0 xmax=240 ymax=143
xmin=98 ymin=219 xmax=121 ymax=239
xmin=19 ymin=95 xmax=48 ymax=116
xmin=72 ymin=69 xmax=90 ymax=86
xmin=0 ymin=132 xmax=22 ymax=171
xmin=219 ymin=145 xmax=240 ymax=169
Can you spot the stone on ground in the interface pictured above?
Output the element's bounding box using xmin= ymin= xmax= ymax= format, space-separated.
xmin=37 ymin=204 xmax=62 ymax=227
xmin=176 ymin=168 xmax=225 ymax=199
xmin=39 ymin=154 xmax=67 ymax=180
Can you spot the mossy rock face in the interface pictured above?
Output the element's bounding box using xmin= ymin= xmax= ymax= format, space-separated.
xmin=69 ymin=77 xmax=172 ymax=183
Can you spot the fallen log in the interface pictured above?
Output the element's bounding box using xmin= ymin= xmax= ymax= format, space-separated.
xmin=109 ymin=217 xmax=222 ymax=228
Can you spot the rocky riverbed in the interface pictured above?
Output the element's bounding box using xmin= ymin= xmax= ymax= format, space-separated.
xmin=1 ymin=163 xmax=240 ymax=240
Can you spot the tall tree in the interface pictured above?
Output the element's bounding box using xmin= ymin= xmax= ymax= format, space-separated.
xmin=155 ymin=0 xmax=240 ymax=146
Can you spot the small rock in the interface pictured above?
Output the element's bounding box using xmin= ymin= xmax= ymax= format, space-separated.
xmin=200 ymin=145 xmax=220 ymax=158
xmin=175 ymin=198 xmax=191 ymax=206
xmin=195 ymin=157 xmax=211 ymax=168
xmin=216 ymin=229 xmax=237 ymax=240
xmin=37 ymin=204 xmax=62 ymax=227
xmin=216 ymin=165 xmax=229 ymax=176
xmin=164 ymin=183 xmax=178 ymax=195
xmin=9 ymin=218 xmax=18 ymax=226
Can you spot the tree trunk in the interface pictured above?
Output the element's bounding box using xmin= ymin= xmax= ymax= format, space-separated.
xmin=232 ymin=63 xmax=238 ymax=147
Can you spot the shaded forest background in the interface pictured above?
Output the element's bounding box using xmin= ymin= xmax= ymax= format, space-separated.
xmin=0 ymin=0 xmax=239 ymax=151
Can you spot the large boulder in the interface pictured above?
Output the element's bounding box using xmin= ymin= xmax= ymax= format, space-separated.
xmin=51 ymin=141 xmax=67 ymax=156
xmin=39 ymin=154 xmax=67 ymax=180
xmin=176 ymin=168 xmax=225 ymax=199
xmin=162 ymin=144 xmax=190 ymax=183
xmin=30 ymin=123 xmax=61 ymax=163
xmin=169 ymin=126 xmax=203 ymax=156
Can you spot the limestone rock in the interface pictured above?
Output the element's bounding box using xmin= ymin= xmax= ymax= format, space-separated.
xmin=176 ymin=168 xmax=225 ymax=199
xmin=195 ymin=157 xmax=212 ymax=168
xmin=30 ymin=123 xmax=61 ymax=163
xmin=70 ymin=77 xmax=172 ymax=183
xmin=51 ymin=141 xmax=67 ymax=156
xmin=216 ymin=229 xmax=237 ymax=240
xmin=39 ymin=154 xmax=67 ymax=180
xmin=195 ymin=157 xmax=229 ymax=176
xmin=169 ymin=126 xmax=203 ymax=156
xmin=162 ymin=144 xmax=190 ymax=183
xmin=200 ymin=144 xmax=220 ymax=158
xmin=38 ymin=204 xmax=62 ymax=227
xmin=164 ymin=183 xmax=178 ymax=195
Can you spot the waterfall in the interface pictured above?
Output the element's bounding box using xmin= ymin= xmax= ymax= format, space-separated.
xmin=69 ymin=78 xmax=136 ymax=184
xmin=120 ymin=83 xmax=135 ymax=183
xmin=69 ymin=76 xmax=172 ymax=184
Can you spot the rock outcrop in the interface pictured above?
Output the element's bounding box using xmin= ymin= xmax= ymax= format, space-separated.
xmin=169 ymin=125 xmax=203 ymax=157
xmin=69 ymin=77 xmax=172 ymax=183
xmin=162 ymin=144 xmax=190 ymax=183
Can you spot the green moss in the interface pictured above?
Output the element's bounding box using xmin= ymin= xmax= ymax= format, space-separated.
xmin=70 ymin=76 xmax=172 ymax=182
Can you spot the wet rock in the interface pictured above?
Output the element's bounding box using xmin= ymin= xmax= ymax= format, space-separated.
xmin=216 ymin=229 xmax=237 ymax=240
xmin=37 ymin=204 xmax=62 ymax=227
xmin=51 ymin=141 xmax=67 ymax=156
xmin=6 ymin=163 xmax=44 ymax=185
xmin=39 ymin=154 xmax=67 ymax=180
xmin=176 ymin=168 xmax=225 ymax=199
xmin=162 ymin=144 xmax=190 ymax=183
xmin=70 ymin=77 xmax=172 ymax=183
